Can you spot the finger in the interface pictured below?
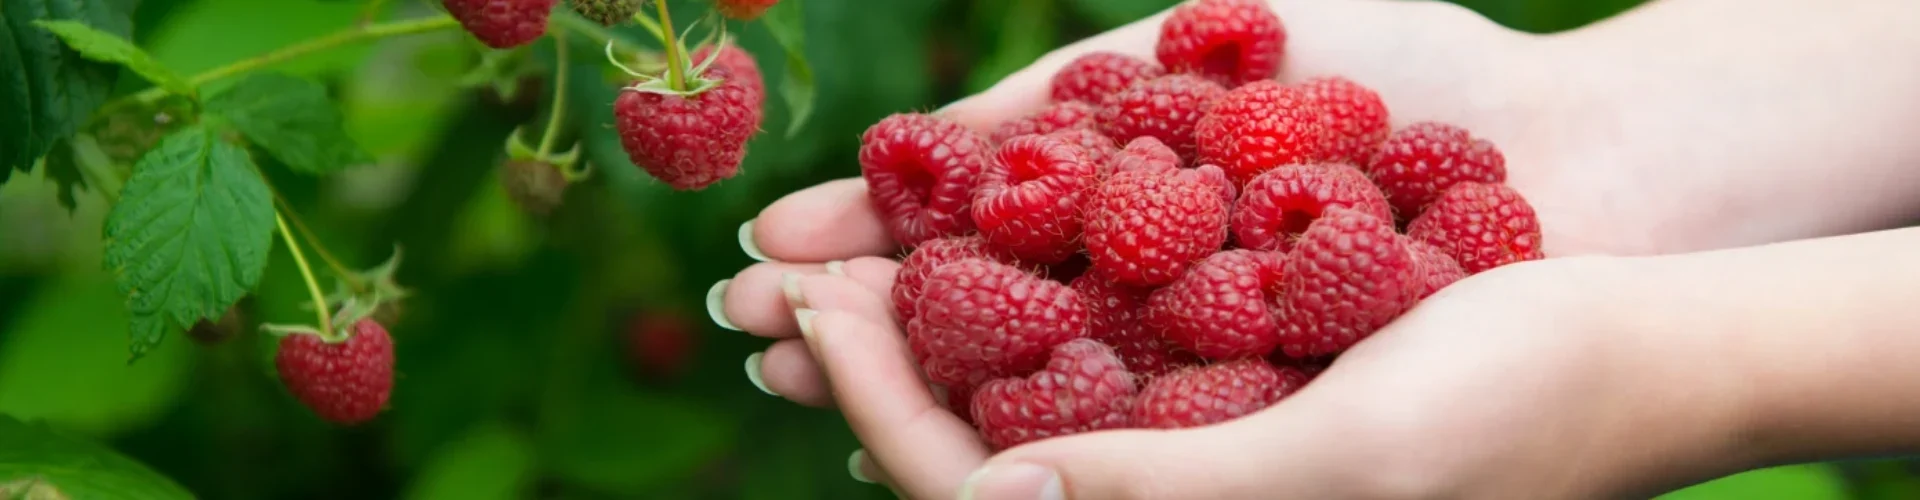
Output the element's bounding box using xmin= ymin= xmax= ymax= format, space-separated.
xmin=753 ymin=340 xmax=833 ymax=407
xmin=796 ymin=308 xmax=991 ymax=500
xmin=714 ymin=262 xmax=828 ymax=338
xmin=934 ymin=10 xmax=1170 ymax=134
xmin=746 ymin=178 xmax=900 ymax=262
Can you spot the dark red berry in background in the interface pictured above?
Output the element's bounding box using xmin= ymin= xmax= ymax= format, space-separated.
xmin=624 ymin=310 xmax=699 ymax=381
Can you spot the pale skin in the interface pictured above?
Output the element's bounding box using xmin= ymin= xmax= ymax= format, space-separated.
xmin=714 ymin=0 xmax=1920 ymax=498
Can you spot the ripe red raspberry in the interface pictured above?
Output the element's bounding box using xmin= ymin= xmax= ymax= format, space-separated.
xmin=715 ymin=0 xmax=778 ymax=20
xmin=1107 ymin=136 xmax=1181 ymax=177
xmin=1046 ymin=128 xmax=1121 ymax=168
xmin=1071 ymin=274 xmax=1200 ymax=376
xmin=1131 ymin=358 xmax=1304 ymax=429
xmin=275 ymin=319 xmax=395 ymax=425
xmin=859 ymin=113 xmax=993 ymax=247
xmin=1177 ymin=164 xmax=1237 ymax=205
xmin=1095 ymin=74 xmax=1227 ymax=162
xmin=891 ymin=235 xmax=1001 ymax=322
xmin=1364 ymin=122 xmax=1507 ymax=220
xmin=1408 ymin=237 xmax=1468 ymax=299
xmin=1231 ymin=163 xmax=1392 ymax=252
xmin=992 ymin=101 xmax=1099 ymax=144
xmin=1155 ymin=0 xmax=1286 ymax=87
xmin=971 ymin=339 xmax=1137 ymax=450
xmin=614 ymin=68 xmax=763 ymax=191
xmin=942 ymin=383 xmax=977 ymax=425
xmin=908 ymin=258 xmax=1091 ymax=387
xmin=1146 ymin=249 xmax=1286 ymax=359
xmin=1083 ymin=169 xmax=1231 ymax=287
xmin=1195 ymin=80 xmax=1328 ymax=186
xmin=692 ymin=42 xmax=765 ymax=101
xmin=1406 ymin=182 xmax=1545 ymax=274
xmin=444 ymin=0 xmax=556 ymax=49
xmin=973 ymin=135 xmax=1100 ymax=264
xmin=1277 ymin=207 xmax=1422 ymax=358
xmin=1049 ymin=51 xmax=1167 ymax=104
xmin=624 ymin=310 xmax=698 ymax=382
xmin=1299 ymin=76 xmax=1390 ymax=165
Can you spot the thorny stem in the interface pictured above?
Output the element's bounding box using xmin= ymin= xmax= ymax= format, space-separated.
xmin=536 ymin=30 xmax=569 ymax=158
xmin=655 ymin=0 xmax=685 ymax=92
xmin=276 ymin=211 xmax=337 ymax=341
xmin=113 ymin=15 xmax=459 ymax=109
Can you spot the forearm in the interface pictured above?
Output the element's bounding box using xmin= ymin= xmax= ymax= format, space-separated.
xmin=1626 ymin=227 xmax=1920 ymax=481
xmin=1533 ymin=0 xmax=1920 ymax=252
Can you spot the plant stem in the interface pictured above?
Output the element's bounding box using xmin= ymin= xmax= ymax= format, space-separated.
xmin=116 ymin=15 xmax=459 ymax=108
xmin=271 ymin=190 xmax=366 ymax=293
xmin=358 ymin=0 xmax=390 ymax=26
xmin=276 ymin=211 xmax=336 ymax=341
xmin=655 ymin=0 xmax=684 ymax=92
xmin=536 ymin=30 xmax=569 ymax=158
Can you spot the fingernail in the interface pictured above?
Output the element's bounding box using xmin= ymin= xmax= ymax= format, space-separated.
xmin=781 ymin=272 xmax=807 ymax=309
xmin=958 ymin=463 xmax=1063 ymax=500
xmin=706 ymin=280 xmax=741 ymax=331
xmin=744 ymin=353 xmax=775 ymax=396
xmin=794 ymin=308 xmax=818 ymax=339
xmin=739 ymin=221 xmax=770 ymax=262
xmin=847 ymin=449 xmax=875 ymax=484
xmin=825 ymin=260 xmax=847 ymax=276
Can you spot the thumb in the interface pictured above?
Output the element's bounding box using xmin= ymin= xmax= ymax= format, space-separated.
xmin=953 ymin=408 xmax=1344 ymax=500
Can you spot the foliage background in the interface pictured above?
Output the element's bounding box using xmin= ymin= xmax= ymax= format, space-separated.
xmin=0 ymin=0 xmax=1914 ymax=498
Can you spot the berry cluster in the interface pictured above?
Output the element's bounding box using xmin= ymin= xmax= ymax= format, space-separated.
xmin=859 ymin=0 xmax=1544 ymax=451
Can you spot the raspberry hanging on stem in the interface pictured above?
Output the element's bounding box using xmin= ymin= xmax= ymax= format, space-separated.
xmin=537 ymin=29 xmax=571 ymax=158
xmin=275 ymin=211 xmax=337 ymax=342
xmin=653 ymin=0 xmax=685 ymax=92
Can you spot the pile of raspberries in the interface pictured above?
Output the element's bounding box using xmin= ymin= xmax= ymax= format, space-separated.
xmin=858 ymin=0 xmax=1544 ymax=451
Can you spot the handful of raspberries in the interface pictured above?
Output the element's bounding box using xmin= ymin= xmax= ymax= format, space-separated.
xmin=858 ymin=0 xmax=1544 ymax=451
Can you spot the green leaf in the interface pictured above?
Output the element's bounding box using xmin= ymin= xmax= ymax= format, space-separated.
xmin=203 ymin=72 xmax=373 ymax=175
xmin=402 ymin=422 xmax=535 ymax=500
xmin=30 ymin=20 xmax=196 ymax=101
xmin=102 ymin=124 xmax=275 ymax=359
xmin=0 ymin=273 xmax=194 ymax=436
xmin=1658 ymin=464 xmax=1848 ymax=500
xmin=0 ymin=415 xmax=194 ymax=499
xmin=760 ymin=0 xmax=815 ymax=138
xmin=0 ymin=0 xmax=134 ymax=183
xmin=37 ymin=138 xmax=84 ymax=212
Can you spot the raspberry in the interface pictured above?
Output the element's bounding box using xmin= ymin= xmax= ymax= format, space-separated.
xmin=499 ymin=159 xmax=568 ymax=216
xmin=891 ymin=235 xmax=1000 ymax=322
xmin=908 ymin=258 xmax=1091 ymax=387
xmin=1231 ymin=163 xmax=1392 ymax=252
xmin=1049 ymin=51 xmax=1167 ymax=104
xmin=1071 ymin=274 xmax=1200 ymax=376
xmin=1096 ymin=74 xmax=1227 ymax=162
xmin=942 ymin=383 xmax=977 ymax=425
xmin=1406 ymin=182 xmax=1545 ymax=274
xmin=1046 ymin=128 xmax=1121 ymax=168
xmin=1299 ymin=76 xmax=1391 ymax=165
xmin=1131 ymin=358 xmax=1304 ymax=429
xmin=992 ymin=101 xmax=1099 ymax=144
xmin=1155 ymin=0 xmax=1286 ymax=87
xmin=1107 ymin=136 xmax=1181 ymax=176
xmin=973 ymin=135 xmax=1100 ymax=264
xmin=615 ymin=67 xmax=763 ymax=191
xmin=1194 ymin=80 xmax=1328 ymax=186
xmin=1177 ymin=164 xmax=1237 ymax=205
xmin=715 ymin=0 xmax=779 ymax=20
xmin=275 ymin=319 xmax=395 ymax=425
xmin=444 ymin=0 xmax=556 ymax=49
xmin=1277 ymin=207 xmax=1422 ymax=358
xmin=1409 ymin=237 xmax=1467 ymax=299
xmin=568 ymin=0 xmax=641 ymax=26
xmin=624 ymin=310 xmax=698 ymax=382
xmin=971 ymin=339 xmax=1137 ymax=450
xmin=692 ymin=42 xmax=765 ymax=102
xmin=1083 ymin=169 xmax=1231 ymax=287
xmin=1364 ymin=122 xmax=1507 ymax=220
xmin=859 ymin=113 xmax=993 ymax=247
xmin=1146 ymin=249 xmax=1287 ymax=359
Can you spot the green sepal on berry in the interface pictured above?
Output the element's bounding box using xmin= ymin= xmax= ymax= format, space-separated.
xmin=262 ymin=293 xmax=382 ymax=344
xmin=606 ymin=10 xmax=735 ymax=98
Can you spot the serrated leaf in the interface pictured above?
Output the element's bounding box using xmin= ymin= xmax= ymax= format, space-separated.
xmin=102 ymin=124 xmax=275 ymax=359
xmin=0 ymin=415 xmax=194 ymax=499
xmin=203 ymin=72 xmax=373 ymax=175
xmin=760 ymin=0 xmax=814 ymax=138
xmin=31 ymin=20 xmax=195 ymax=100
xmin=38 ymin=139 xmax=84 ymax=212
xmin=0 ymin=0 xmax=134 ymax=176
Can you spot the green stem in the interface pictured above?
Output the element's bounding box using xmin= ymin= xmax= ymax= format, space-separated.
xmin=276 ymin=211 xmax=336 ymax=340
xmin=655 ymin=0 xmax=684 ymax=92
xmin=536 ymin=30 xmax=568 ymax=158
xmin=358 ymin=0 xmax=390 ymax=26
xmin=271 ymin=190 xmax=366 ymax=293
xmin=116 ymin=15 xmax=459 ymax=108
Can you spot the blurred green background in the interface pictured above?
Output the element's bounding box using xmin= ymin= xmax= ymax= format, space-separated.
xmin=0 ymin=0 xmax=1914 ymax=498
